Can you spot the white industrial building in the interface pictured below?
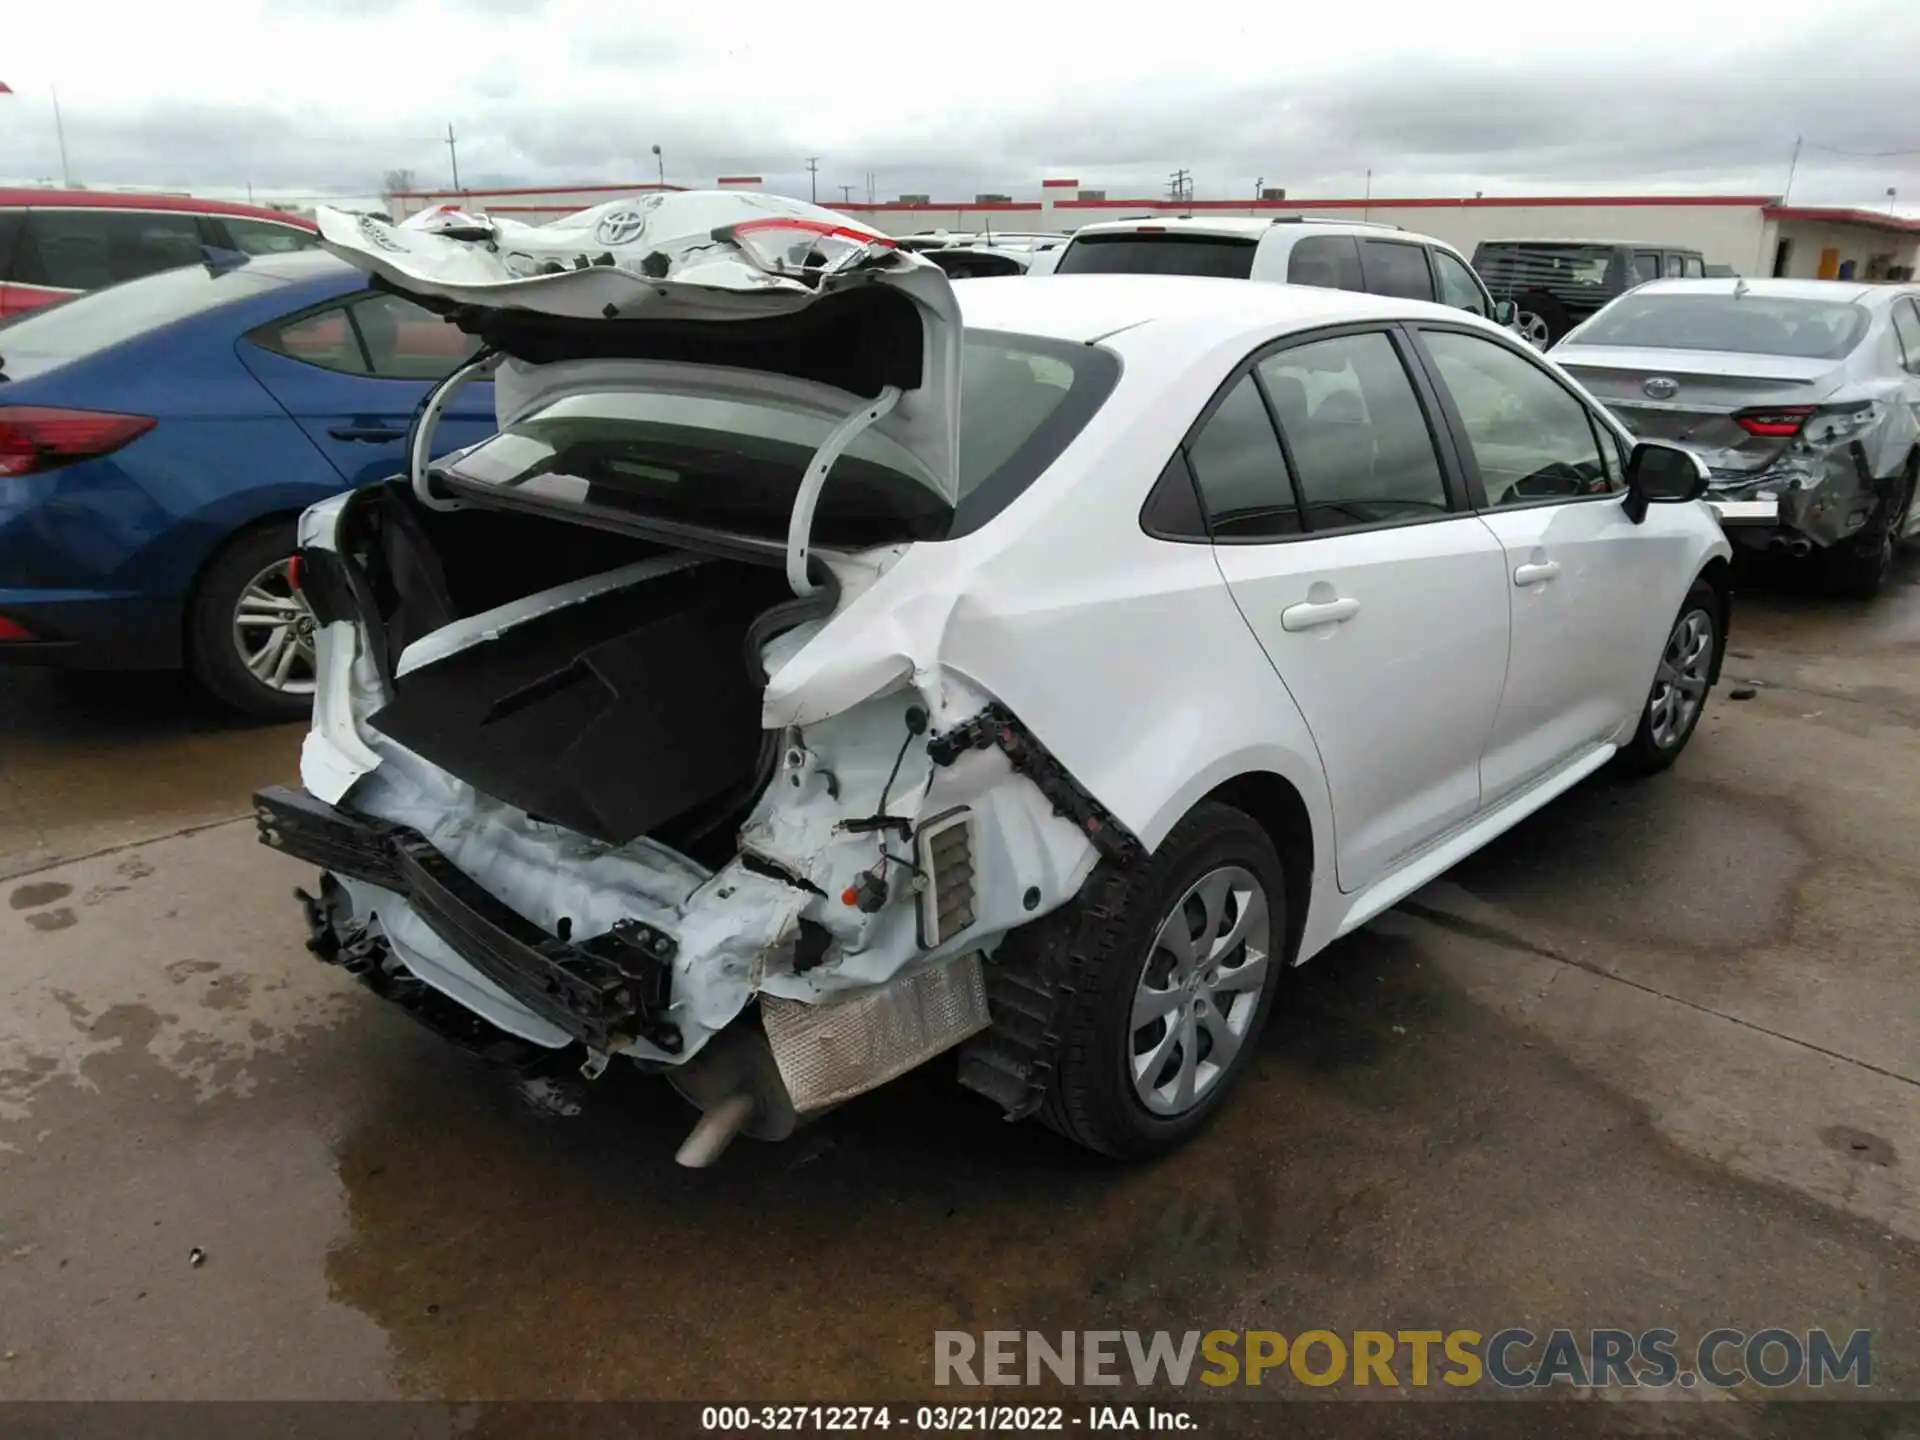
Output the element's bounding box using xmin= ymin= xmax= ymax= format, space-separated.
xmin=388 ymin=176 xmax=1920 ymax=281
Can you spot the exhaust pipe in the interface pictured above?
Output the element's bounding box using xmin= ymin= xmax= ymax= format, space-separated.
xmin=666 ymin=1022 xmax=798 ymax=1168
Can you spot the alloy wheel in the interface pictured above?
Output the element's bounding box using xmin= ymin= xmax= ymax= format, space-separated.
xmin=230 ymin=557 xmax=318 ymax=696
xmin=1516 ymin=309 xmax=1553 ymax=347
xmin=1648 ymin=607 xmax=1713 ymax=750
xmin=1128 ymin=865 xmax=1271 ymax=1117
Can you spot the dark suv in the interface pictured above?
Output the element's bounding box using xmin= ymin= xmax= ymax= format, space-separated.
xmin=1472 ymin=240 xmax=1707 ymax=347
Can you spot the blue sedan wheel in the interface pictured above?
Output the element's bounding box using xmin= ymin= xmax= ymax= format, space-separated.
xmin=186 ymin=521 xmax=317 ymax=722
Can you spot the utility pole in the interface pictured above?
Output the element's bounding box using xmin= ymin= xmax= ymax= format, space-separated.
xmin=806 ymin=157 xmax=820 ymax=204
xmin=51 ymin=83 xmax=72 ymax=187
xmin=838 ymin=184 xmax=855 ymax=204
xmin=1363 ymin=167 xmax=1372 ymax=220
xmin=867 ymin=171 xmax=875 ymax=204
xmin=651 ymin=143 xmax=664 ymax=187
xmin=446 ymin=123 xmax=461 ymax=193
xmin=1168 ymin=168 xmax=1191 ymax=205
xmin=1782 ymin=135 xmax=1802 ymax=205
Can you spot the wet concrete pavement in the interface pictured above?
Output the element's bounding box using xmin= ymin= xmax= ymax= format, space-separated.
xmin=2 ymin=557 xmax=1917 ymax=1428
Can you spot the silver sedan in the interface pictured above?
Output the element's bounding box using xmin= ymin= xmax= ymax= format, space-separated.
xmin=1552 ymin=277 xmax=1920 ymax=598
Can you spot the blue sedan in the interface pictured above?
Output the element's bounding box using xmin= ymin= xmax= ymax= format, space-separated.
xmin=0 ymin=249 xmax=494 ymax=718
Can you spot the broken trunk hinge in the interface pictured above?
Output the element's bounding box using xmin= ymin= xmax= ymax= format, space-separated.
xmin=927 ymin=704 xmax=1142 ymax=867
xmin=409 ymin=348 xmax=500 ymax=513
xmin=785 ymin=385 xmax=902 ymax=598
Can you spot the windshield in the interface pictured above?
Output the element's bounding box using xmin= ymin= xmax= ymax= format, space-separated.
xmin=1573 ymin=294 xmax=1870 ymax=359
xmin=440 ymin=330 xmax=1119 ymax=546
xmin=0 ymin=262 xmax=281 ymax=364
xmin=1472 ymin=243 xmax=1617 ymax=289
xmin=1054 ymin=233 xmax=1256 ymax=279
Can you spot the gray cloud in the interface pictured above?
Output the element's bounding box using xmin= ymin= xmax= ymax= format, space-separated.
xmin=18 ymin=12 xmax=1919 ymax=211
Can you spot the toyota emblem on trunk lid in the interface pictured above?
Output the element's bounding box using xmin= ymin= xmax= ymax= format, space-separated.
xmin=1643 ymin=376 xmax=1678 ymax=399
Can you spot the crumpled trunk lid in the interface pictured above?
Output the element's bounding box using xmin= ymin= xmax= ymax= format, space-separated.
xmin=315 ymin=192 xmax=965 ymax=505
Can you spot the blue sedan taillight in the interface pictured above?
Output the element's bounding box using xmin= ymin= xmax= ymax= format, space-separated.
xmin=0 ymin=406 xmax=157 ymax=478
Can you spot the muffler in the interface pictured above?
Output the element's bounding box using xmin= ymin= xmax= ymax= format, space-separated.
xmin=666 ymin=1023 xmax=798 ymax=1168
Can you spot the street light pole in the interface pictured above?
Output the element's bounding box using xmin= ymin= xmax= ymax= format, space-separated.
xmin=51 ymin=84 xmax=72 ymax=187
xmin=652 ymin=144 xmax=664 ymax=188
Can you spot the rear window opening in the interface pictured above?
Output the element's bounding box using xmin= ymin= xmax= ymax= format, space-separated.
xmin=1574 ymin=295 xmax=1870 ymax=360
xmin=1472 ymin=243 xmax=1621 ymax=291
xmin=438 ymin=329 xmax=1119 ymax=546
xmin=1053 ymin=233 xmax=1257 ymax=280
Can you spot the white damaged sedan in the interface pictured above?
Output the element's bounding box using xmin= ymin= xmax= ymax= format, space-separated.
xmin=257 ymin=193 xmax=1732 ymax=1165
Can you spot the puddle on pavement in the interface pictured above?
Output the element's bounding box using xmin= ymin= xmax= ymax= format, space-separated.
xmin=320 ymin=930 xmax=1920 ymax=1403
xmin=9 ymin=881 xmax=72 ymax=911
xmin=1441 ymin=772 xmax=1811 ymax=951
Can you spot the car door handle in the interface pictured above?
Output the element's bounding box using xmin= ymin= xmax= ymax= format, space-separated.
xmin=328 ymin=424 xmax=408 ymax=442
xmin=1513 ymin=560 xmax=1561 ymax=586
xmin=1280 ymin=596 xmax=1361 ymax=632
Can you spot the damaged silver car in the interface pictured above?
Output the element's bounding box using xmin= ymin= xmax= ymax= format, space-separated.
xmin=1553 ymin=277 xmax=1920 ymax=597
xmin=255 ymin=191 xmax=1730 ymax=1167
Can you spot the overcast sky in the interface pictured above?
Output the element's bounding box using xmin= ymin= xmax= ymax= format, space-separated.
xmin=5 ymin=0 xmax=1919 ymax=211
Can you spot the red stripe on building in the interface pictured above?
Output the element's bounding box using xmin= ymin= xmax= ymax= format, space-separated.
xmin=1040 ymin=178 xmax=1080 ymax=188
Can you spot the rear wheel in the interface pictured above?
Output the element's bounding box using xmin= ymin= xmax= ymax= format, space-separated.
xmin=1513 ymin=291 xmax=1569 ymax=348
xmin=1617 ymin=578 xmax=1722 ymax=775
xmin=186 ymin=521 xmax=317 ymax=722
xmin=1820 ymin=471 xmax=1912 ymax=600
xmin=1031 ymin=802 xmax=1286 ymax=1159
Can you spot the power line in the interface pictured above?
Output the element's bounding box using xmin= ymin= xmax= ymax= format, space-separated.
xmin=1801 ymin=141 xmax=1920 ymax=159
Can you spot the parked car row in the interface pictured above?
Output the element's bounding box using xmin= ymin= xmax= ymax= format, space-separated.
xmin=1 ymin=191 xmax=1912 ymax=743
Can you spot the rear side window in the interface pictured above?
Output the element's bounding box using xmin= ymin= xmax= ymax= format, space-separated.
xmin=1682 ymin=256 xmax=1706 ymax=278
xmin=1632 ymin=250 xmax=1662 ymax=285
xmin=1286 ymin=235 xmax=1364 ymax=291
xmin=14 ymin=209 xmax=206 ymax=290
xmin=222 ymin=218 xmax=319 ymax=256
xmin=1360 ymin=240 xmax=1435 ymax=301
xmin=1054 ymin=233 xmax=1256 ymax=279
xmin=1184 ymin=375 xmax=1300 ymax=539
xmin=1259 ymin=331 xmax=1450 ymax=531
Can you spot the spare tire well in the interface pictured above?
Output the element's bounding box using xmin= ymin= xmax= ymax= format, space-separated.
xmin=1199 ymin=772 xmax=1313 ymax=967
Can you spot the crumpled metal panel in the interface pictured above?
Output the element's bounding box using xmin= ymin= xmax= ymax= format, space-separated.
xmin=761 ymin=951 xmax=990 ymax=1112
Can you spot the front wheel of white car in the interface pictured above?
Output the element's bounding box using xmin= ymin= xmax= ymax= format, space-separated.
xmin=1617 ymin=577 xmax=1723 ymax=775
xmin=1027 ymin=802 xmax=1286 ymax=1160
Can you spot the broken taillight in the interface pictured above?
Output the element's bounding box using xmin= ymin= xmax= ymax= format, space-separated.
xmin=0 ymin=406 xmax=157 ymax=477
xmin=1733 ymin=406 xmax=1816 ymax=439
xmin=721 ymin=218 xmax=897 ymax=277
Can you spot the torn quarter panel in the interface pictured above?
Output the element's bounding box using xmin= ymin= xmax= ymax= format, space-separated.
xmin=316 ymin=192 xmax=964 ymax=505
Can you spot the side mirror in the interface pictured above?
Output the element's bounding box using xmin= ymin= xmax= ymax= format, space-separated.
xmin=1622 ymin=441 xmax=1710 ymax=523
xmin=1491 ymin=299 xmax=1517 ymax=326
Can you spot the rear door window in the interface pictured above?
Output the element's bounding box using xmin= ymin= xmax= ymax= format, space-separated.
xmin=1286 ymin=234 xmax=1364 ymax=291
xmin=1632 ymin=250 xmax=1662 ymax=285
xmin=1053 ymin=233 xmax=1256 ymax=278
xmin=14 ymin=209 xmax=206 ymax=290
xmin=1258 ymin=330 xmax=1451 ymax=530
xmin=1682 ymin=255 xmax=1706 ymax=278
xmin=1359 ymin=240 xmax=1435 ymax=301
xmin=253 ymin=292 xmax=480 ymax=378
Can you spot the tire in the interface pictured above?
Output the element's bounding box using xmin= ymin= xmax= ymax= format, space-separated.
xmin=1025 ymin=801 xmax=1287 ymax=1160
xmin=1513 ymin=291 xmax=1570 ymax=348
xmin=185 ymin=520 xmax=318 ymax=723
xmin=1818 ymin=471 xmax=1912 ymax=600
xmin=1617 ymin=577 xmax=1722 ymax=775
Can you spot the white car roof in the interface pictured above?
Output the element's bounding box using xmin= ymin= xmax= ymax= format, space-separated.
xmin=1629 ymin=277 xmax=1884 ymax=304
xmin=953 ymin=272 xmax=1476 ymax=345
